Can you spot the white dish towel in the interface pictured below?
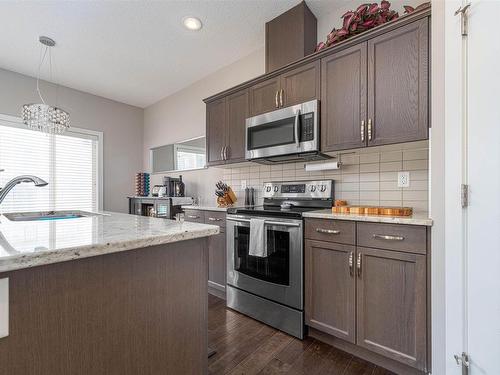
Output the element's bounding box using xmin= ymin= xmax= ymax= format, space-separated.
xmin=249 ymin=218 xmax=267 ymax=257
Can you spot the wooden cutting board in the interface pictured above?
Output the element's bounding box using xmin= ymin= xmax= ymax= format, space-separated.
xmin=332 ymin=206 xmax=413 ymax=216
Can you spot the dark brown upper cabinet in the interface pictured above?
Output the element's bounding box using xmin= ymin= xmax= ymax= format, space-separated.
xmin=206 ymin=88 xmax=249 ymax=166
xmin=321 ymin=43 xmax=367 ymax=152
xmin=206 ymin=98 xmax=226 ymax=166
xmin=249 ymin=61 xmax=320 ymax=117
xmin=265 ymin=1 xmax=317 ymax=73
xmin=356 ymin=246 xmax=427 ymax=371
xmin=248 ymin=76 xmax=280 ymax=117
xmin=305 ymin=239 xmax=356 ymax=344
xmin=367 ymin=18 xmax=429 ymax=146
xmin=226 ymin=89 xmax=248 ymax=163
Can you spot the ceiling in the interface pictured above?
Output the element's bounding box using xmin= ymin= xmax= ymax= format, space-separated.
xmin=0 ymin=0 xmax=343 ymax=108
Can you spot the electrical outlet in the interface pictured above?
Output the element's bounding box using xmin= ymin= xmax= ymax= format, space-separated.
xmin=398 ymin=172 xmax=410 ymax=188
xmin=241 ymin=180 xmax=247 ymax=190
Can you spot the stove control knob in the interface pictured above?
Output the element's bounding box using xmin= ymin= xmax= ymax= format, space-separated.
xmin=265 ymin=186 xmax=272 ymax=192
xmin=319 ymin=185 xmax=327 ymax=192
xmin=273 ymin=186 xmax=279 ymax=192
xmin=310 ymin=185 xmax=316 ymax=192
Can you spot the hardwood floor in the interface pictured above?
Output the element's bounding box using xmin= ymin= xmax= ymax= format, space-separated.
xmin=208 ymin=294 xmax=395 ymax=375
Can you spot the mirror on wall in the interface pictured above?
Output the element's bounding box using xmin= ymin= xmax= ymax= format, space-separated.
xmin=150 ymin=136 xmax=206 ymax=174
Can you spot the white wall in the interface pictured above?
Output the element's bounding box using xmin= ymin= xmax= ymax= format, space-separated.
xmin=0 ymin=68 xmax=143 ymax=213
xmin=143 ymin=48 xmax=265 ymax=203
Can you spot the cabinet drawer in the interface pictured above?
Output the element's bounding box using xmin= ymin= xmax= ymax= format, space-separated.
xmin=204 ymin=211 xmax=226 ymax=231
xmin=183 ymin=209 xmax=204 ymax=224
xmin=304 ymin=219 xmax=355 ymax=245
xmin=357 ymin=222 xmax=427 ymax=254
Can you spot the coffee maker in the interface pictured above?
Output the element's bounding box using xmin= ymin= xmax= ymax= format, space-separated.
xmin=163 ymin=176 xmax=185 ymax=197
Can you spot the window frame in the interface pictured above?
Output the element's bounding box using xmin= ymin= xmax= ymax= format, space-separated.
xmin=0 ymin=113 xmax=104 ymax=211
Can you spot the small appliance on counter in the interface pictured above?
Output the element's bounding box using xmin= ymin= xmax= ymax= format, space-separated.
xmin=163 ymin=176 xmax=185 ymax=197
xmin=151 ymin=185 xmax=168 ymax=197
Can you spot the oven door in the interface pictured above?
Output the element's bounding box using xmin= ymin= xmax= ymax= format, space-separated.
xmin=226 ymin=215 xmax=303 ymax=310
xmin=245 ymin=99 xmax=318 ymax=160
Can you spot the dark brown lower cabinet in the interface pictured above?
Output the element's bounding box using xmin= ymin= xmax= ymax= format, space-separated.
xmin=305 ymin=240 xmax=356 ymax=343
xmin=356 ymin=246 xmax=427 ymax=371
xmin=208 ymin=231 xmax=226 ymax=290
xmin=304 ymin=219 xmax=429 ymax=373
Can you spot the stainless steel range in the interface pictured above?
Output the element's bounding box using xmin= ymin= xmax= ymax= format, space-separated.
xmin=226 ymin=180 xmax=334 ymax=339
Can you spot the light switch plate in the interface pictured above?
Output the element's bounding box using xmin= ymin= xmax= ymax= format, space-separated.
xmin=398 ymin=171 xmax=410 ymax=188
xmin=0 ymin=278 xmax=8 ymax=339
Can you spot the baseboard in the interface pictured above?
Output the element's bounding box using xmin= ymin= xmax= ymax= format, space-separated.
xmin=208 ymin=281 xmax=225 ymax=300
xmin=308 ymin=327 xmax=427 ymax=375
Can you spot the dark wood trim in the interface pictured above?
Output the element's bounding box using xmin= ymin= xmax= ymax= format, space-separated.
xmin=308 ymin=328 xmax=426 ymax=375
xmin=203 ymin=7 xmax=431 ymax=103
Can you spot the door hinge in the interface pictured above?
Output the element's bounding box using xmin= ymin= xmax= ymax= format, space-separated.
xmin=455 ymin=4 xmax=471 ymax=36
xmin=461 ymin=184 xmax=469 ymax=208
xmin=454 ymin=352 xmax=470 ymax=375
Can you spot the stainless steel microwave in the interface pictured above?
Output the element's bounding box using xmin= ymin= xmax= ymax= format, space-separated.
xmin=245 ymin=99 xmax=329 ymax=164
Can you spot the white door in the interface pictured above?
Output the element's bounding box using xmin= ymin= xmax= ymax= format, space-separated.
xmin=446 ymin=1 xmax=500 ymax=374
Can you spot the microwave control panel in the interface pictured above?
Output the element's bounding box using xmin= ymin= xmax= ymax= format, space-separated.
xmin=300 ymin=113 xmax=314 ymax=142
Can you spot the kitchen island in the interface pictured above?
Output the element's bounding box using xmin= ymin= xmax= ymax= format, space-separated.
xmin=0 ymin=211 xmax=219 ymax=375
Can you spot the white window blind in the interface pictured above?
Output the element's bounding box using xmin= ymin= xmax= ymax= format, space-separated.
xmin=0 ymin=117 xmax=101 ymax=213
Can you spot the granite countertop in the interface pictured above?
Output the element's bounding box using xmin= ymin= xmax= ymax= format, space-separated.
xmin=302 ymin=209 xmax=433 ymax=226
xmin=0 ymin=211 xmax=219 ymax=273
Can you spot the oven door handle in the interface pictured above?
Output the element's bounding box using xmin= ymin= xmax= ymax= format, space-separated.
xmin=227 ymin=217 xmax=301 ymax=227
xmin=294 ymin=109 xmax=301 ymax=148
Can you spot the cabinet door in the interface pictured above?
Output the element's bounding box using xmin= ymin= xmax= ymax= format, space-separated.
xmin=206 ymin=98 xmax=226 ymax=165
xmin=248 ymin=76 xmax=280 ymax=116
xmin=225 ymin=89 xmax=248 ymax=163
xmin=280 ymin=60 xmax=320 ymax=108
xmin=321 ymin=43 xmax=367 ymax=152
xmin=305 ymin=240 xmax=356 ymax=343
xmin=356 ymin=247 xmax=427 ymax=371
xmin=207 ymin=231 xmax=226 ymax=288
xmin=183 ymin=209 xmax=204 ymax=224
xmin=367 ymin=18 xmax=429 ymax=146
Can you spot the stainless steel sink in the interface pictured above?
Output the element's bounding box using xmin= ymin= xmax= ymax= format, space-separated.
xmin=3 ymin=210 xmax=101 ymax=222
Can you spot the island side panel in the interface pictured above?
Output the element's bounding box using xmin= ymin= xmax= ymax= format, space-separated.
xmin=0 ymin=238 xmax=208 ymax=375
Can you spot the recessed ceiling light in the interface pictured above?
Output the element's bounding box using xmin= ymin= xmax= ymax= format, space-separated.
xmin=183 ymin=16 xmax=203 ymax=31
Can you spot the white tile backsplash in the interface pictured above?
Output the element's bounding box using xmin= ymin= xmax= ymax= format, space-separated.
xmin=165 ymin=142 xmax=429 ymax=211
xmin=218 ymin=142 xmax=429 ymax=211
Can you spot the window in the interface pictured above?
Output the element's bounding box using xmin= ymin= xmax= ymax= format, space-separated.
xmin=0 ymin=114 xmax=102 ymax=213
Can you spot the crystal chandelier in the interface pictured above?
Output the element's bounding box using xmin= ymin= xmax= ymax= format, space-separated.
xmin=22 ymin=36 xmax=70 ymax=134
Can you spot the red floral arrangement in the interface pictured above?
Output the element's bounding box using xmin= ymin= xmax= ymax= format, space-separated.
xmin=315 ymin=1 xmax=430 ymax=52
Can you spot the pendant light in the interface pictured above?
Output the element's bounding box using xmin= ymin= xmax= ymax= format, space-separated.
xmin=22 ymin=36 xmax=70 ymax=134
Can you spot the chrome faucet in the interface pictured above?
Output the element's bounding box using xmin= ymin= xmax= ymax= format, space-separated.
xmin=0 ymin=175 xmax=48 ymax=205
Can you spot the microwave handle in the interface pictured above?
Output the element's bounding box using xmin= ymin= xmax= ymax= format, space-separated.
xmin=294 ymin=109 xmax=301 ymax=148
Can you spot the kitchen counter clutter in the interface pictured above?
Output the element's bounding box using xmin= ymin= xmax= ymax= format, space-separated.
xmin=0 ymin=211 xmax=219 ymax=273
xmin=303 ymin=209 xmax=433 ymax=226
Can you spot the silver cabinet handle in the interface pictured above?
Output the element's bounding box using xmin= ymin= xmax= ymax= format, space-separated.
xmin=348 ymin=251 xmax=354 ymax=277
xmin=294 ymin=109 xmax=301 ymax=148
xmin=279 ymin=89 xmax=284 ymax=107
xmin=207 ymin=217 xmax=222 ymax=221
xmin=368 ymin=118 xmax=373 ymax=141
xmin=220 ymin=147 xmax=224 ymax=161
xmin=316 ymin=228 xmax=340 ymax=235
xmin=357 ymin=253 xmax=362 ymax=277
xmin=373 ymin=234 xmax=405 ymax=241
xmin=361 ymin=120 xmax=365 ymax=142
xmin=225 ymin=146 xmax=230 ymax=160
xmin=187 ymin=215 xmax=200 ymax=219
xmin=275 ymin=90 xmax=279 ymax=108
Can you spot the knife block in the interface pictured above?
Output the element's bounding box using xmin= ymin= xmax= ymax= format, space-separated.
xmin=217 ymin=187 xmax=237 ymax=207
